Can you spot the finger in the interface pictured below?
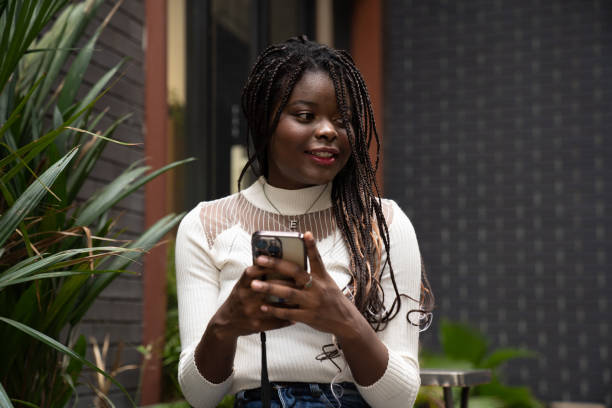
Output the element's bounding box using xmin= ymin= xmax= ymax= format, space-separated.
xmin=242 ymin=297 xmax=270 ymax=317
xmin=254 ymin=255 xmax=307 ymax=284
xmin=241 ymin=264 xmax=269 ymax=286
xmin=236 ymin=286 xmax=267 ymax=310
xmin=304 ymin=231 xmax=326 ymax=278
xmin=251 ymin=279 xmax=305 ymax=305
xmin=260 ymin=304 xmax=310 ymax=324
xmin=236 ymin=289 xmax=288 ymax=323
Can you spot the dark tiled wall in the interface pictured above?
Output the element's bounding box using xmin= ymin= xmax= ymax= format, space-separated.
xmin=75 ymin=1 xmax=146 ymax=405
xmin=384 ymin=0 xmax=610 ymax=404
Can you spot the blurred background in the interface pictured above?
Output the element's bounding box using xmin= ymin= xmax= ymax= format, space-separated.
xmin=68 ymin=0 xmax=610 ymax=406
xmin=385 ymin=1 xmax=611 ymax=406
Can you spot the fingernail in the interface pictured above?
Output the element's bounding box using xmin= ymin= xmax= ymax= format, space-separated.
xmin=257 ymin=255 xmax=269 ymax=265
xmin=251 ymin=280 xmax=263 ymax=289
xmin=260 ymin=305 xmax=268 ymax=312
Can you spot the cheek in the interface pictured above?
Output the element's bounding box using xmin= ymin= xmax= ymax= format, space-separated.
xmin=340 ymin=130 xmax=352 ymax=154
xmin=273 ymin=122 xmax=305 ymax=147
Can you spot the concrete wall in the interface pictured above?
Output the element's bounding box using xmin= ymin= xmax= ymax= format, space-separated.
xmin=384 ymin=0 xmax=611 ymax=405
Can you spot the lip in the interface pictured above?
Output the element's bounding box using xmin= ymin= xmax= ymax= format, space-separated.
xmin=305 ymin=148 xmax=339 ymax=165
xmin=306 ymin=147 xmax=340 ymax=155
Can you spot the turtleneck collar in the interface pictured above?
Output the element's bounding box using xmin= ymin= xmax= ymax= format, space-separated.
xmin=241 ymin=177 xmax=332 ymax=216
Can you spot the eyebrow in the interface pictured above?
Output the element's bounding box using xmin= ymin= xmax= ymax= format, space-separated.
xmin=287 ymin=100 xmax=317 ymax=107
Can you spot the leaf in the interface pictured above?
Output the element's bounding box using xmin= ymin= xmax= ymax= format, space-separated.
xmin=0 ymin=140 xmax=61 ymax=201
xmin=23 ymin=47 xmax=84 ymax=53
xmin=70 ymin=213 xmax=185 ymax=325
xmin=0 ymin=269 xmax=131 ymax=288
xmin=21 ymin=2 xmax=75 ymax=123
xmin=66 ymin=334 xmax=87 ymax=382
xmin=73 ymin=166 xmax=149 ymax=226
xmin=0 ymin=284 xmax=40 ymax=375
xmin=0 ymin=381 xmax=14 ymax=408
xmin=0 ymin=125 xmax=56 ymax=177
xmin=464 ymin=396 xmax=505 ymax=408
xmin=0 ymin=317 xmax=136 ymax=407
xmin=419 ymin=355 xmax=474 ymax=370
xmin=440 ymin=318 xmax=488 ymax=365
xmin=1 ymin=245 xmax=128 ymax=276
xmin=7 ymin=401 xmax=38 ymax=408
xmin=475 ymin=380 xmax=544 ymax=408
xmin=216 ymin=395 xmax=236 ymax=408
xmin=65 ymin=126 xmax=141 ymax=146
xmin=70 ymin=58 xmax=126 ymax=129
xmin=0 ymin=75 xmax=44 ymax=138
xmin=43 ymin=264 xmax=131 ymax=333
xmin=0 ymin=72 xmax=123 ymax=181
xmin=57 ymin=0 xmax=121 ymax=112
xmin=0 ymin=147 xmax=78 ymax=247
xmin=55 ymin=333 xmax=85 ymax=407
xmin=0 ymin=246 xmax=134 ymax=289
xmin=56 ymin=31 xmax=99 ymax=112
xmin=74 ymin=158 xmax=194 ymax=227
xmin=415 ymin=386 xmax=443 ymax=408
xmin=92 ymin=391 xmax=117 ymax=408
xmin=0 ymin=0 xmax=67 ymax=94
xmin=32 ymin=0 xmax=103 ymax=113
xmin=66 ymin=113 xmax=131 ymax=204
xmin=480 ymin=348 xmax=538 ymax=370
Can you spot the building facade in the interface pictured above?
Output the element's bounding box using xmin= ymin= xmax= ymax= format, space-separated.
xmin=80 ymin=0 xmax=610 ymax=405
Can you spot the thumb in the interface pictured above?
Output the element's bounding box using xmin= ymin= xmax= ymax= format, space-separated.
xmin=304 ymin=231 xmax=327 ymax=278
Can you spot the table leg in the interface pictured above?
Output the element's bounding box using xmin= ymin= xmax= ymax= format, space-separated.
xmin=460 ymin=386 xmax=470 ymax=408
xmin=443 ymin=387 xmax=453 ymax=408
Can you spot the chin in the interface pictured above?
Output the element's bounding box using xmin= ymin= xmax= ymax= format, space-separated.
xmin=305 ymin=173 xmax=337 ymax=186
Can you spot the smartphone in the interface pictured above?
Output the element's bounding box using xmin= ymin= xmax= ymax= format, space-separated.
xmin=251 ymin=230 xmax=307 ymax=274
xmin=251 ymin=231 xmax=307 ymax=304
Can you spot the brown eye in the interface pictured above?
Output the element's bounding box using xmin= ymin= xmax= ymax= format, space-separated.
xmin=296 ymin=112 xmax=314 ymax=121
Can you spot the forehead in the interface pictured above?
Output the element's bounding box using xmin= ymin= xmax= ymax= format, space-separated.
xmin=289 ymin=70 xmax=336 ymax=100
xmin=286 ymin=70 xmax=354 ymax=114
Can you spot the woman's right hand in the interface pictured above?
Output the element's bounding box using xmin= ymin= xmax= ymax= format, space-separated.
xmin=209 ymin=264 xmax=296 ymax=340
xmin=194 ymin=265 xmax=295 ymax=384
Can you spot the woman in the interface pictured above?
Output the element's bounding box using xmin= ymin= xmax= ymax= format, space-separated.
xmin=176 ymin=36 xmax=432 ymax=407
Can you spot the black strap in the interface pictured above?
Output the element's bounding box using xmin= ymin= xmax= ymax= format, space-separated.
xmin=260 ymin=331 xmax=271 ymax=408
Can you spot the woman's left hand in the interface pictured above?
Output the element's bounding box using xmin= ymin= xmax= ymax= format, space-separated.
xmin=250 ymin=231 xmax=361 ymax=338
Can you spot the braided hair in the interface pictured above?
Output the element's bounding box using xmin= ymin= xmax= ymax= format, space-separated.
xmin=239 ymin=36 xmax=433 ymax=331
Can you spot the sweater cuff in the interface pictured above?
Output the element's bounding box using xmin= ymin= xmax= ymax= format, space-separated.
xmin=355 ymin=349 xmax=420 ymax=408
xmin=178 ymin=346 xmax=234 ymax=408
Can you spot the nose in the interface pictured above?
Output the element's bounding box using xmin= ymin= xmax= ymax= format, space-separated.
xmin=314 ymin=118 xmax=338 ymax=141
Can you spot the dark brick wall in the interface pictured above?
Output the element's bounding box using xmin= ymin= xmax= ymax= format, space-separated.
xmin=384 ymin=0 xmax=610 ymax=404
xmin=74 ymin=1 xmax=146 ymax=405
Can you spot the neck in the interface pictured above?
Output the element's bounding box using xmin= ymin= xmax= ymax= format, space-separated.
xmin=241 ymin=177 xmax=333 ymax=216
xmin=265 ymin=182 xmax=327 ymax=215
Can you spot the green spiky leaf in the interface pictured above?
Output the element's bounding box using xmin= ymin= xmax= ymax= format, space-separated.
xmin=0 ymin=147 xmax=78 ymax=247
xmin=440 ymin=319 xmax=488 ymax=365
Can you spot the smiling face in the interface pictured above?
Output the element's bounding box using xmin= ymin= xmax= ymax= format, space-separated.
xmin=266 ymin=70 xmax=352 ymax=190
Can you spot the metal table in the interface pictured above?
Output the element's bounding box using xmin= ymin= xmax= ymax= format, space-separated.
xmin=420 ymin=369 xmax=492 ymax=408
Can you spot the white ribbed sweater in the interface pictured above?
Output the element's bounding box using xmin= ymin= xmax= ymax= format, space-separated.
xmin=176 ymin=178 xmax=422 ymax=407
